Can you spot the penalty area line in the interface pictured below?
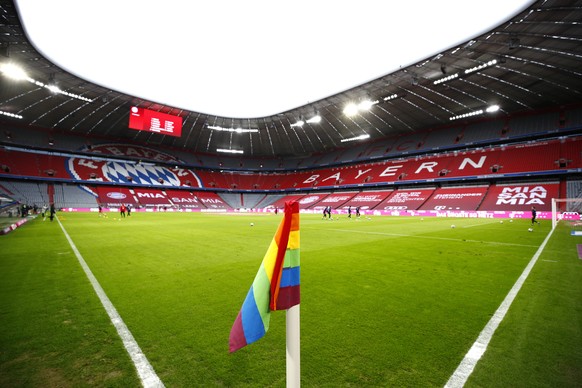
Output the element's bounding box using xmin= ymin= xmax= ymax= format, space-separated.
xmin=444 ymin=226 xmax=555 ymax=388
xmin=321 ymin=228 xmax=538 ymax=248
xmin=56 ymin=216 xmax=164 ymax=388
xmin=461 ymin=220 xmax=505 ymax=228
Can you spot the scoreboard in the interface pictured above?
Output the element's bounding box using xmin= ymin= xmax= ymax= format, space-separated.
xmin=128 ymin=106 xmax=182 ymax=137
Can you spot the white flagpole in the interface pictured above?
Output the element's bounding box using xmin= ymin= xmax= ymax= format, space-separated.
xmin=286 ymin=304 xmax=301 ymax=388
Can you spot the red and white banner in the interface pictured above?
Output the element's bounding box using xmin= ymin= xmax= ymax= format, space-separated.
xmin=266 ymin=195 xmax=309 ymax=210
xmin=307 ymin=192 xmax=357 ymax=209
xmin=343 ymin=190 xmax=393 ymax=210
xmin=133 ymin=188 xmax=173 ymax=205
xmin=165 ymin=190 xmax=205 ymax=208
xmin=66 ymin=144 xmax=201 ymax=188
xmin=297 ymin=194 xmax=328 ymax=209
xmin=420 ymin=186 xmax=488 ymax=211
xmin=377 ymin=189 xmax=436 ymax=211
xmin=95 ymin=187 xmax=138 ymax=205
xmin=479 ymin=183 xmax=559 ymax=211
xmin=194 ymin=192 xmax=230 ymax=210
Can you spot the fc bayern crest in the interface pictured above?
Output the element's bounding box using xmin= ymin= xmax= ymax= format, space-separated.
xmin=66 ymin=144 xmax=202 ymax=187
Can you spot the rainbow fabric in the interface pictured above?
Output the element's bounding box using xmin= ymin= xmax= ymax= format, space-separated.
xmin=229 ymin=201 xmax=300 ymax=352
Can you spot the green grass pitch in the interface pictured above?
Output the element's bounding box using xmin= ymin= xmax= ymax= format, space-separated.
xmin=1 ymin=212 xmax=581 ymax=387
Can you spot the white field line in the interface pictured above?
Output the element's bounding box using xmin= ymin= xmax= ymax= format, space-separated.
xmin=462 ymin=220 xmax=505 ymax=228
xmin=322 ymin=228 xmax=538 ymax=248
xmin=444 ymin=227 xmax=555 ymax=388
xmin=56 ymin=216 xmax=164 ymax=388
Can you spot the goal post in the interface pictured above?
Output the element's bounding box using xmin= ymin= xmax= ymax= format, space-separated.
xmin=551 ymin=198 xmax=582 ymax=229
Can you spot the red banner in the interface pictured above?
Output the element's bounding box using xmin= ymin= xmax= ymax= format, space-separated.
xmin=479 ymin=183 xmax=559 ymax=211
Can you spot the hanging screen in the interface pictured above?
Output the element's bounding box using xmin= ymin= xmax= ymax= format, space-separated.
xmin=128 ymin=106 xmax=182 ymax=137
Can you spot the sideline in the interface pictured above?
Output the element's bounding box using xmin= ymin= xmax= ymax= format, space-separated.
xmin=56 ymin=215 xmax=164 ymax=388
xmin=444 ymin=227 xmax=555 ymax=387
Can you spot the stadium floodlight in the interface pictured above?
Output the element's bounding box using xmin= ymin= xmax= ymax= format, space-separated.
xmin=434 ymin=59 xmax=497 ymax=85
xmin=486 ymin=104 xmax=500 ymax=113
xmin=343 ymin=103 xmax=359 ymax=117
xmin=0 ymin=110 xmax=23 ymax=119
xmin=1 ymin=63 xmax=92 ymax=102
xmin=465 ymin=59 xmax=497 ymax=75
xmin=0 ymin=63 xmax=28 ymax=80
xmin=433 ymin=73 xmax=459 ymax=85
xmin=450 ymin=104 xmax=500 ymax=121
xmin=46 ymin=84 xmax=62 ymax=94
xmin=340 ymin=134 xmax=370 ymax=142
xmin=216 ymin=148 xmax=244 ymax=154
xmin=306 ymin=114 xmax=321 ymax=124
xmin=208 ymin=125 xmax=259 ymax=133
xmin=290 ymin=119 xmax=305 ymax=128
xmin=450 ymin=109 xmax=484 ymax=121
xmin=343 ymin=99 xmax=379 ymax=117
xmin=358 ymin=99 xmax=377 ymax=111
xmin=37 ymin=81 xmax=92 ymax=102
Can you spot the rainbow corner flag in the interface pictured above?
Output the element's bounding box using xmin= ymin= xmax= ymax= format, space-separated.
xmin=229 ymin=201 xmax=300 ymax=352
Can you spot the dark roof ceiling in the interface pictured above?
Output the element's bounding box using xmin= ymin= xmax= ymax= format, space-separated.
xmin=1 ymin=0 xmax=582 ymax=158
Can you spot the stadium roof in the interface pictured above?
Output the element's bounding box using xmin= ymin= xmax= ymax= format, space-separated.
xmin=1 ymin=0 xmax=582 ymax=158
xmin=12 ymin=0 xmax=533 ymax=119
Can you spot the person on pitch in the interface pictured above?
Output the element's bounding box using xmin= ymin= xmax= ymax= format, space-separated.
xmin=531 ymin=206 xmax=540 ymax=226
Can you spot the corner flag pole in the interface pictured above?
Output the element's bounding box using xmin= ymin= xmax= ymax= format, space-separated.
xmin=286 ymin=304 xmax=300 ymax=387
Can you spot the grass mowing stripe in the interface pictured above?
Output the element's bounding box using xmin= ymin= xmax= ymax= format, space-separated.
xmin=444 ymin=227 xmax=556 ymax=388
xmin=56 ymin=215 xmax=165 ymax=388
xmin=321 ymin=227 xmax=539 ymax=248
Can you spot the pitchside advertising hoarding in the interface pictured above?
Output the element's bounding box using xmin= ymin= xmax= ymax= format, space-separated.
xmin=128 ymin=107 xmax=183 ymax=137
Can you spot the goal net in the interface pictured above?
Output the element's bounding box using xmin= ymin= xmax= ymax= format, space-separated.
xmin=551 ymin=198 xmax=582 ymax=230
